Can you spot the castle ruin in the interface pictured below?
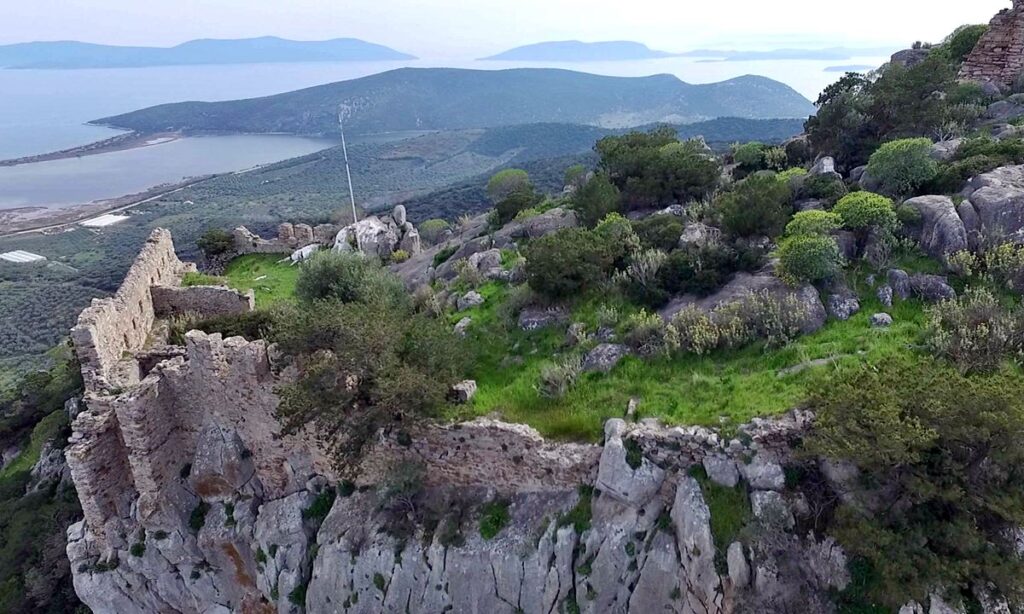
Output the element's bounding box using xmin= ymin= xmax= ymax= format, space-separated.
xmin=960 ymin=0 xmax=1024 ymax=89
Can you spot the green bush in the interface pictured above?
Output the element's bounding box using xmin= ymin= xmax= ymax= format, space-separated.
xmin=784 ymin=210 xmax=841 ymax=236
xmin=433 ymin=244 xmax=458 ymax=267
xmin=294 ymin=251 xmax=407 ymax=308
xmin=833 ymin=192 xmax=898 ymax=234
xmin=479 ymin=500 xmax=511 ymax=540
xmin=866 ymin=138 xmax=939 ymax=196
xmin=776 ymin=235 xmax=843 ymax=284
xmin=657 ymin=243 xmax=741 ymax=297
xmin=197 ymin=228 xmax=234 ymax=257
xmin=537 ymin=355 xmax=584 ymax=399
xmin=940 ymin=24 xmax=988 ymax=63
xmin=631 ymin=215 xmax=685 ymax=251
xmin=797 ymin=173 xmax=848 ymax=203
xmin=926 ymin=287 xmax=1024 ymax=374
xmin=524 ymin=228 xmax=616 ymax=299
xmin=717 ymin=173 xmax=793 ymax=238
xmin=495 ymin=189 xmax=542 ymax=225
xmin=806 ymin=358 xmax=1024 ymax=607
xmin=615 ymin=249 xmax=670 ymax=307
xmin=486 ymin=169 xmax=532 ymax=203
xmin=417 ymin=219 xmax=450 ymax=245
xmin=572 ymin=173 xmax=621 ymax=227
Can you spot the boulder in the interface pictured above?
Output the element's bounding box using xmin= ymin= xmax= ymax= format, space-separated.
xmin=457 ymin=291 xmax=485 ymax=311
xmin=702 ymin=454 xmax=739 ymax=488
xmin=596 ymin=419 xmax=665 ymax=507
xmin=660 ymin=272 xmax=827 ymax=335
xmin=871 ymin=313 xmax=893 ymax=327
xmin=501 ymin=207 xmax=579 ymax=240
xmin=727 ymin=542 xmax=750 ymax=589
xmin=903 ymin=196 xmax=968 ymax=260
xmin=887 ymin=269 xmax=913 ymax=300
xmin=391 ymin=204 xmax=407 ymax=226
xmin=450 ymin=380 xmax=477 ymax=404
xmin=929 ymin=139 xmax=963 ymax=162
xmin=678 ymin=222 xmax=719 ymax=248
xmin=986 ymin=100 xmax=1024 ymax=123
xmin=582 ymin=343 xmax=630 ymax=373
xmin=890 ymin=48 xmax=930 ymax=68
xmin=810 ymin=156 xmax=837 ymax=176
xmin=965 ymin=165 xmax=1024 ymax=241
xmin=518 ymin=306 xmax=569 ymax=331
xmin=333 ymin=216 xmax=398 ymax=258
xmin=453 ymin=316 xmax=472 ymax=337
xmin=827 ymin=293 xmax=860 ymax=321
xmin=849 ymin=165 xmax=867 ymax=183
xmin=467 ymin=248 xmax=503 ymax=279
xmin=751 ymin=490 xmax=795 ymax=530
xmin=834 ymin=230 xmax=858 ymax=260
xmin=741 ymin=455 xmax=785 ymax=491
xmin=910 ymin=274 xmax=956 ymax=302
xmin=957 ymin=200 xmax=982 ymax=249
xmin=877 ymin=285 xmax=893 ymax=307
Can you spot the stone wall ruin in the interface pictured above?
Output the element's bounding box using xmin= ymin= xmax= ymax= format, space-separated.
xmin=959 ymin=0 xmax=1024 ymax=89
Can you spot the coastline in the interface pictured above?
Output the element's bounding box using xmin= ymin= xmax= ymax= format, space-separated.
xmin=0 ymin=131 xmax=183 ymax=167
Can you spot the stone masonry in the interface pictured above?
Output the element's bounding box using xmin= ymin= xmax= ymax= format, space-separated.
xmin=960 ymin=0 xmax=1024 ymax=89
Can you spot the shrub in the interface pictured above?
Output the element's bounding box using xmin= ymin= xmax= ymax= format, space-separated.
xmin=189 ymin=502 xmax=210 ymax=532
xmin=294 ymin=251 xmax=407 ymax=308
xmin=390 ymin=249 xmax=410 ymax=263
xmin=657 ymin=243 xmax=741 ymax=297
xmin=622 ymin=310 xmax=675 ymax=358
xmin=495 ymin=189 xmax=542 ymax=224
xmin=524 ymin=228 xmax=615 ymax=299
xmin=418 ymin=219 xmax=451 ymax=245
xmin=784 ymin=210 xmax=841 ymax=237
xmin=719 ymin=290 xmax=810 ymax=348
xmin=130 ymin=542 xmax=145 ymax=557
xmin=941 ymin=24 xmax=988 ymax=63
xmin=805 ymin=358 xmax=1024 ymax=607
xmin=833 ymin=192 xmax=898 ymax=234
xmin=631 ymin=215 xmax=685 ymax=251
xmin=796 ymin=173 xmax=848 ymax=203
xmin=486 ymin=169 xmax=532 ymax=203
xmin=197 ymin=228 xmax=234 ymax=257
xmin=303 ymin=488 xmax=338 ymax=521
xmin=776 ymin=235 xmax=843 ymax=284
xmin=479 ymin=500 xmax=511 ymax=540
xmin=717 ymin=173 xmax=793 ymax=238
xmin=593 ymin=213 xmax=641 ymax=263
xmin=926 ymin=287 xmax=1024 ymax=374
xmin=733 ymin=142 xmax=767 ymax=170
xmin=615 ymin=249 xmax=670 ymax=307
xmin=572 ymin=173 xmax=621 ymax=227
xmin=537 ymin=355 xmax=584 ymax=398
xmin=433 ymin=244 xmax=458 ymax=268
xmin=669 ymin=307 xmax=724 ymax=355
xmin=865 ymin=138 xmax=939 ymax=196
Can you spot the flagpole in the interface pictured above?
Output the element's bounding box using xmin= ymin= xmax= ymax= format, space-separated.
xmin=339 ymin=105 xmax=360 ymax=251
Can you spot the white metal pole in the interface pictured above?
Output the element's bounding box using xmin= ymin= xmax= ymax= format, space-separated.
xmin=339 ymin=107 xmax=360 ymax=251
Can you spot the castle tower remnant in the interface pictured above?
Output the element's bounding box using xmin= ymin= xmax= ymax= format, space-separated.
xmin=959 ymin=0 xmax=1024 ymax=90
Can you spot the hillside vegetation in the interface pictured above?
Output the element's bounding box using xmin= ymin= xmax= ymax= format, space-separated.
xmin=95 ymin=67 xmax=815 ymax=136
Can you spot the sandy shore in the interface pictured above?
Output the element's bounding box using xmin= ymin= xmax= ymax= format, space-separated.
xmin=0 ymin=131 xmax=182 ymax=167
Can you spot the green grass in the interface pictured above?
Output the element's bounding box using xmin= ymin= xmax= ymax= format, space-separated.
xmin=457 ymin=278 xmax=928 ymax=441
xmin=223 ymin=254 xmax=299 ymax=307
xmin=479 ymin=499 xmax=511 ymax=540
xmin=689 ymin=466 xmax=750 ymax=569
xmin=0 ymin=410 xmax=67 ymax=482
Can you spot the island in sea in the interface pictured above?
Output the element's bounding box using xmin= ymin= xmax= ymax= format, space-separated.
xmin=0 ymin=36 xmax=416 ymax=69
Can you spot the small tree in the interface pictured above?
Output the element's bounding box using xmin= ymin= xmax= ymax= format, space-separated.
xmin=524 ymin=228 xmax=615 ymax=299
xmin=784 ymin=210 xmax=842 ymax=237
xmin=776 ymin=234 xmax=843 ymax=284
xmin=572 ymin=172 xmax=621 ymax=227
xmin=717 ymin=173 xmax=793 ymax=238
xmin=197 ymin=229 xmax=234 ymax=258
xmin=418 ymin=219 xmax=450 ymax=245
xmin=294 ymin=251 xmax=407 ymax=308
xmin=486 ymin=169 xmax=532 ymax=204
xmin=495 ymin=189 xmax=541 ymax=224
xmin=833 ymin=192 xmax=898 ymax=236
xmin=866 ymin=138 xmax=939 ymax=197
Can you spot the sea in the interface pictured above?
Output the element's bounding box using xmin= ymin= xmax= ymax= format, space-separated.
xmin=0 ymin=55 xmax=889 ymax=213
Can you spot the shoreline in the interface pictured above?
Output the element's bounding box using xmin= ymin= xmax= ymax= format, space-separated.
xmin=0 ymin=131 xmax=183 ymax=167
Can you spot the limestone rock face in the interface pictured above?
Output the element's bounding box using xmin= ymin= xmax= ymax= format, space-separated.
xmin=904 ymin=195 xmax=968 ymax=261
xmin=596 ymin=419 xmax=664 ymax=507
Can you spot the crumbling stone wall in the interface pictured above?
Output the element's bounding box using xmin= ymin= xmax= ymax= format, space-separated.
xmin=151 ymin=285 xmax=255 ymax=318
xmin=70 ymin=228 xmax=196 ymax=392
xmin=960 ymin=1 xmax=1024 ymax=89
xmin=232 ymin=222 xmax=337 ymax=256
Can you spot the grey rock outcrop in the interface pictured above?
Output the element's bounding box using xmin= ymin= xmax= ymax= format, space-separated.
xmin=334 ymin=206 xmax=422 ymax=260
xmin=871 ymin=313 xmax=894 ymax=327
xmin=518 ymin=305 xmax=570 ymax=331
xmin=582 ymin=343 xmax=630 ymax=373
xmin=904 ymin=195 xmax=968 ymax=261
xmin=457 ymin=290 xmax=485 ymax=311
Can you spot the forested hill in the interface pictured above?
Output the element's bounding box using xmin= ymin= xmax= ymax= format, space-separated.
xmin=94 ymin=67 xmax=816 ymax=136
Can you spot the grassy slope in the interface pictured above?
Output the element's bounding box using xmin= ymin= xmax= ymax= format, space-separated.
xmin=184 ymin=254 xmax=299 ymax=307
xmin=449 ymin=277 xmax=928 ymax=441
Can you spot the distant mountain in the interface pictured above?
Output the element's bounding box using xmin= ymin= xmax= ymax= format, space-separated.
xmin=679 ymin=46 xmax=899 ymax=61
xmin=0 ymin=37 xmax=416 ymax=69
xmin=95 ymin=67 xmax=815 ymax=136
xmin=481 ymin=41 xmax=677 ymax=62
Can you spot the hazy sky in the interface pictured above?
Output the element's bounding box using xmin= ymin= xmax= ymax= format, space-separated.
xmin=1 ymin=0 xmax=1011 ymax=57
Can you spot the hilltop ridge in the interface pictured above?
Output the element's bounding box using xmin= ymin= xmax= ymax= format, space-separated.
xmin=94 ymin=66 xmax=815 ymax=136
